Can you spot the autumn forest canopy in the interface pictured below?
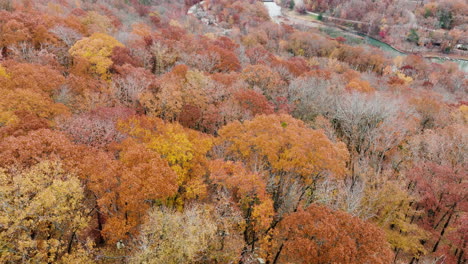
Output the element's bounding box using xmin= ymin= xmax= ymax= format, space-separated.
xmin=0 ymin=0 xmax=466 ymax=263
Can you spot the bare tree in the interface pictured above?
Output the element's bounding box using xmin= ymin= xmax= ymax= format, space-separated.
xmin=111 ymin=73 xmax=152 ymax=107
xmin=49 ymin=25 xmax=83 ymax=47
xmin=180 ymin=51 xmax=220 ymax=73
xmin=288 ymin=75 xmax=343 ymax=121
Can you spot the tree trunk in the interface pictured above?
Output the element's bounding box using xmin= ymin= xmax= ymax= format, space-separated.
xmin=432 ymin=211 xmax=454 ymax=253
xmin=457 ymin=239 xmax=465 ymax=264
xmin=272 ymin=242 xmax=284 ymax=264
xmin=67 ymin=232 xmax=76 ymax=254
xmin=393 ymin=248 xmax=401 ymax=263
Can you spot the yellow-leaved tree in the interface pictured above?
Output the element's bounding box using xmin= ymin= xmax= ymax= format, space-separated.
xmin=0 ymin=64 xmax=8 ymax=78
xmin=0 ymin=161 xmax=89 ymax=263
xmin=131 ymin=205 xmax=218 ymax=264
xmin=365 ymin=182 xmax=428 ymax=259
xmin=118 ymin=116 xmax=213 ymax=207
xmin=69 ymin=33 xmax=123 ymax=79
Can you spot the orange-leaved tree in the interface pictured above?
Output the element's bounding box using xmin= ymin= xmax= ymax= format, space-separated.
xmin=272 ymin=204 xmax=394 ymax=264
xmin=0 ymin=62 xmax=68 ymax=126
xmin=218 ymin=114 xmax=349 ymax=214
xmin=118 ymin=115 xmax=213 ymax=207
xmin=100 ymin=139 xmax=178 ymax=242
xmin=242 ymin=64 xmax=286 ymax=100
xmin=209 ymin=160 xmax=274 ymax=257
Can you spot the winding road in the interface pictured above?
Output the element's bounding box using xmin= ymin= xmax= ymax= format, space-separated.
xmin=186 ymin=1 xmax=468 ymax=72
xmin=263 ymin=3 xmax=468 ymax=72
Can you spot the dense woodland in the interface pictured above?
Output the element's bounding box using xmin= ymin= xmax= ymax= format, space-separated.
xmin=0 ymin=0 xmax=466 ymax=263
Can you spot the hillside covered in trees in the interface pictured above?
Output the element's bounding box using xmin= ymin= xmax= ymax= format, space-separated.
xmin=289 ymin=0 xmax=468 ymax=55
xmin=0 ymin=0 xmax=466 ymax=263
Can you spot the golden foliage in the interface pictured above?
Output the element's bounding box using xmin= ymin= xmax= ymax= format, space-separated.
xmin=218 ymin=114 xmax=349 ymax=183
xmin=365 ymin=182 xmax=428 ymax=256
xmin=118 ymin=116 xmax=213 ymax=205
xmin=131 ymin=205 xmax=218 ymax=264
xmin=346 ymin=78 xmax=375 ymax=93
xmin=0 ymin=161 xmax=89 ymax=263
xmin=0 ymin=64 xmax=9 ymax=78
xmin=69 ymin=33 xmax=124 ymax=79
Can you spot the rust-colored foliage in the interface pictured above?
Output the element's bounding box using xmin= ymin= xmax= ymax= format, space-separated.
xmin=0 ymin=17 xmax=30 ymax=47
xmin=0 ymin=129 xmax=80 ymax=169
xmin=218 ymin=114 xmax=349 ymax=182
xmin=0 ymin=61 xmax=65 ymax=94
xmin=209 ymin=159 xmax=274 ymax=257
xmin=0 ymin=11 xmax=57 ymax=50
xmin=211 ymin=45 xmax=241 ymax=72
xmin=111 ymin=46 xmax=140 ymax=69
xmin=0 ymin=62 xmax=68 ymax=126
xmin=213 ymin=36 xmax=239 ymax=51
xmin=277 ymin=57 xmax=310 ymax=77
xmin=242 ymin=64 xmax=286 ymax=99
xmin=101 ymin=139 xmax=178 ymax=242
xmin=0 ymin=127 xmax=177 ymax=244
xmin=408 ymin=162 xmax=467 ymax=262
xmin=211 ymin=72 xmax=241 ymax=86
xmin=209 ymin=159 xmax=274 ymax=233
xmin=178 ymin=104 xmax=202 ymax=128
xmin=0 ymin=111 xmax=49 ymax=138
xmin=274 ymin=204 xmax=394 ymax=264
xmin=0 ymin=0 xmax=465 ymax=261
xmin=118 ymin=115 xmax=213 ymax=205
xmin=233 ymin=89 xmax=275 ymax=117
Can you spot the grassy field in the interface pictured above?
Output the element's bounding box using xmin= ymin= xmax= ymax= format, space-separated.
xmin=319 ymin=27 xmax=363 ymax=45
xmin=308 ymin=13 xmax=319 ymax=20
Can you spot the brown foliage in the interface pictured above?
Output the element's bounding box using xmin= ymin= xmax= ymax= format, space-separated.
xmin=242 ymin=64 xmax=286 ymax=99
xmin=274 ymin=204 xmax=394 ymax=264
xmin=0 ymin=61 xmax=65 ymax=94
xmin=233 ymin=89 xmax=275 ymax=117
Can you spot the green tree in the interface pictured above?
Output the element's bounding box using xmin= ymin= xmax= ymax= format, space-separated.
xmin=407 ymin=29 xmax=419 ymax=44
xmin=437 ymin=9 xmax=453 ymax=29
xmin=318 ymin=12 xmax=323 ymax=21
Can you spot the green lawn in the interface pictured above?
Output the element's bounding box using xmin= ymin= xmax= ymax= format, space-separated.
xmin=319 ymin=27 xmax=363 ymax=45
xmin=308 ymin=13 xmax=319 ymax=20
